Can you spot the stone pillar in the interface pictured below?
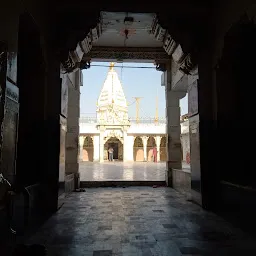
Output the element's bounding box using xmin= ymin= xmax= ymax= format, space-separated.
xmin=93 ymin=135 xmax=100 ymax=161
xmin=155 ymin=136 xmax=161 ymax=162
xmin=166 ymin=90 xmax=186 ymax=186
xmin=44 ymin=46 xmax=62 ymax=212
xmin=65 ymin=70 xmax=82 ymax=189
xmin=123 ymin=130 xmax=128 ymax=161
xmin=142 ymin=136 xmax=148 ymax=162
xmin=123 ymin=126 xmax=130 ymax=161
xmin=126 ymin=135 xmax=135 ymax=161
xmin=99 ymin=127 xmax=105 ymax=162
xmin=79 ymin=136 xmax=85 ymax=161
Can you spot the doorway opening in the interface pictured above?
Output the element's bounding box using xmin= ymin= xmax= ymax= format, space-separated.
xmin=104 ymin=137 xmax=123 ymax=161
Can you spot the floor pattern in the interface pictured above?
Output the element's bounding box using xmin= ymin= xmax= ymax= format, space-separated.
xmin=27 ymin=187 xmax=256 ymax=255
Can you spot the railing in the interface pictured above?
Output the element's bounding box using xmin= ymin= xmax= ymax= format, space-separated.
xmin=79 ymin=116 xmax=167 ymax=124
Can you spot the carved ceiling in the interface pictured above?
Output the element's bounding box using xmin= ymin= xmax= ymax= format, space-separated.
xmin=53 ymin=2 xmax=210 ymax=73
xmin=62 ymin=12 xmax=196 ymax=74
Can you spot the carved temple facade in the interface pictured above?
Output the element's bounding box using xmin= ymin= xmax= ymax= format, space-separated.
xmin=79 ymin=63 xmax=167 ymax=162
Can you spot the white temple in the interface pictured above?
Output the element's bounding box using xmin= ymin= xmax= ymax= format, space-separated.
xmin=79 ymin=63 xmax=167 ymax=162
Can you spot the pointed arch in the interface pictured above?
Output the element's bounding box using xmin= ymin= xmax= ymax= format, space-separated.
xmin=160 ymin=136 xmax=167 ymax=162
xmin=147 ymin=136 xmax=156 ymax=161
xmin=133 ymin=136 xmax=144 ymax=162
xmin=83 ymin=136 xmax=94 ymax=161
xmin=104 ymin=137 xmax=123 ymax=161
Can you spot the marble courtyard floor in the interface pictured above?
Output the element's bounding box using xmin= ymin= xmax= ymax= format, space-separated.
xmin=79 ymin=162 xmax=189 ymax=181
xmin=79 ymin=162 xmax=166 ymax=181
xmin=27 ymin=187 xmax=256 ymax=255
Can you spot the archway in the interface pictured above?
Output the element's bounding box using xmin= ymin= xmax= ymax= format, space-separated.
xmin=83 ymin=136 xmax=94 ymax=161
xmin=104 ymin=137 xmax=123 ymax=161
xmin=133 ymin=137 xmax=144 ymax=162
xmin=160 ymin=136 xmax=167 ymax=162
xmin=147 ymin=136 xmax=156 ymax=162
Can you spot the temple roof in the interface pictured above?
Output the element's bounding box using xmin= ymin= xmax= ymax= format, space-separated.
xmin=97 ymin=63 xmax=127 ymax=110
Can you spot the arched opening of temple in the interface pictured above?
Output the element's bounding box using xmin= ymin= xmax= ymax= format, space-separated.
xmin=147 ymin=136 xmax=156 ymax=161
xmin=104 ymin=137 xmax=123 ymax=161
xmin=160 ymin=136 xmax=167 ymax=162
xmin=83 ymin=136 xmax=94 ymax=161
xmin=133 ymin=137 xmax=144 ymax=162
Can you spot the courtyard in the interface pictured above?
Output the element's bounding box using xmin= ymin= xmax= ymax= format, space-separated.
xmin=79 ymin=162 xmax=190 ymax=181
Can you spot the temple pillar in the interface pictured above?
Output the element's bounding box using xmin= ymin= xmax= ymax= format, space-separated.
xmin=61 ymin=70 xmax=81 ymax=188
xmin=142 ymin=136 xmax=148 ymax=162
xmin=79 ymin=136 xmax=85 ymax=162
xmin=93 ymin=135 xmax=100 ymax=161
xmin=126 ymin=135 xmax=135 ymax=161
xmin=155 ymin=136 xmax=161 ymax=162
xmin=123 ymin=130 xmax=128 ymax=162
xmin=64 ymin=70 xmax=82 ymax=189
xmin=166 ymin=90 xmax=186 ymax=185
xmin=99 ymin=127 xmax=105 ymax=162
xmin=122 ymin=126 xmax=131 ymax=161
xmin=162 ymin=60 xmax=186 ymax=186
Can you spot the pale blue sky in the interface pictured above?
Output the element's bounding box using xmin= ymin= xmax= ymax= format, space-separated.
xmin=80 ymin=62 xmax=188 ymax=118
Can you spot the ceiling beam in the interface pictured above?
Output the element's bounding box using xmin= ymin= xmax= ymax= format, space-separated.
xmin=82 ymin=46 xmax=171 ymax=62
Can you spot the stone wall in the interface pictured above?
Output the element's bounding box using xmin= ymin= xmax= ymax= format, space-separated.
xmin=181 ymin=133 xmax=190 ymax=162
xmin=172 ymin=169 xmax=191 ymax=199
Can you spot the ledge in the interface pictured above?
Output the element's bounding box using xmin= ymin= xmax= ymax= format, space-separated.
xmin=80 ymin=181 xmax=166 ymax=188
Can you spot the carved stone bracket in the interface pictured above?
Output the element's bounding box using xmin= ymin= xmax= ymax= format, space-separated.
xmin=179 ymin=54 xmax=196 ymax=75
xmin=155 ymin=62 xmax=167 ymax=72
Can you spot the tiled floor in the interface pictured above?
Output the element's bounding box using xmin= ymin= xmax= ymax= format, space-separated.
xmin=79 ymin=162 xmax=190 ymax=181
xmin=28 ymin=187 xmax=256 ymax=255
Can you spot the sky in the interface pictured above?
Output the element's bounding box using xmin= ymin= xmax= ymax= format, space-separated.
xmin=80 ymin=62 xmax=188 ymax=118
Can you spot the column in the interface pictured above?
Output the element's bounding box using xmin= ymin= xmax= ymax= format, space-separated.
xmin=65 ymin=70 xmax=81 ymax=189
xmin=44 ymin=45 xmax=62 ymax=212
xmin=99 ymin=127 xmax=105 ymax=162
xmin=126 ymin=136 xmax=135 ymax=161
xmin=142 ymin=136 xmax=148 ymax=162
xmin=155 ymin=136 xmax=161 ymax=162
xmin=79 ymin=136 xmax=85 ymax=161
xmin=166 ymin=90 xmax=186 ymax=185
xmin=93 ymin=135 xmax=100 ymax=161
xmin=123 ymin=130 xmax=128 ymax=162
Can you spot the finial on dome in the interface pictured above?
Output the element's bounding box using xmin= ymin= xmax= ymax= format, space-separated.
xmin=109 ymin=62 xmax=115 ymax=71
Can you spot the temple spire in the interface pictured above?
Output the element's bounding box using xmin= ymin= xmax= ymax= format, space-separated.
xmin=109 ymin=62 xmax=115 ymax=71
xmin=97 ymin=62 xmax=127 ymax=109
xmin=96 ymin=62 xmax=129 ymax=124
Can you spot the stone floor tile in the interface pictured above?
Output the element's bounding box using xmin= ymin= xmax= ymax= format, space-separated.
xmin=93 ymin=250 xmax=112 ymax=256
xmin=27 ymin=187 xmax=256 ymax=256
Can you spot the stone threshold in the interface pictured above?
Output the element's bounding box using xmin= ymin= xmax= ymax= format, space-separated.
xmin=173 ymin=168 xmax=191 ymax=173
xmin=80 ymin=180 xmax=166 ymax=188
